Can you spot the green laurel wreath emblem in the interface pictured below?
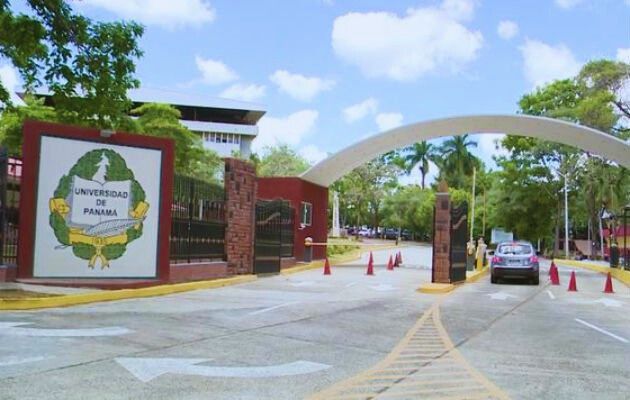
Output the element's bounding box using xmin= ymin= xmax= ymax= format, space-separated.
xmin=49 ymin=149 xmax=147 ymax=265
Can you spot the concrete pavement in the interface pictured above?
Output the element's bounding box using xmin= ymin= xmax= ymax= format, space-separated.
xmin=0 ymin=245 xmax=628 ymax=399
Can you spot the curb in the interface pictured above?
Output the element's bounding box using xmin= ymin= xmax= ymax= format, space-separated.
xmin=555 ymin=259 xmax=630 ymax=287
xmin=0 ymin=275 xmax=257 ymax=311
xmin=280 ymin=244 xmax=404 ymax=276
xmin=466 ymin=266 xmax=489 ymax=283
xmin=417 ymin=265 xmax=489 ymax=294
xmin=417 ymin=283 xmax=455 ymax=294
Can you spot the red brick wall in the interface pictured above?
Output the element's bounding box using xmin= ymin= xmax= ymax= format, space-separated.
xmin=169 ymin=262 xmax=227 ymax=283
xmin=257 ymin=177 xmax=328 ymax=260
xmin=0 ymin=265 xmax=17 ymax=282
xmin=224 ymin=158 xmax=257 ymax=275
xmin=432 ymin=192 xmax=451 ymax=283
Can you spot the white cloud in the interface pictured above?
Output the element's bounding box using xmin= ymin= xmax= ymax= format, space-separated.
xmin=79 ymin=0 xmax=215 ymax=29
xmin=343 ymin=97 xmax=378 ymax=123
xmin=299 ymin=144 xmax=328 ymax=164
xmin=375 ymin=112 xmax=404 ymax=131
xmin=195 ymin=56 xmax=238 ymax=86
xmin=497 ymin=20 xmax=518 ymax=40
xmin=554 ymin=0 xmax=584 ymax=9
xmin=253 ymin=110 xmax=319 ymax=152
xmin=269 ymin=70 xmax=335 ymax=102
xmin=219 ymin=83 xmax=266 ymax=102
xmin=519 ymin=39 xmax=582 ymax=88
xmin=617 ymin=48 xmax=630 ymax=63
xmin=331 ymin=0 xmax=483 ymax=81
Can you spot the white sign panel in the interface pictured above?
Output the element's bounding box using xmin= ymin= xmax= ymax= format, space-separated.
xmin=33 ymin=136 xmax=163 ymax=278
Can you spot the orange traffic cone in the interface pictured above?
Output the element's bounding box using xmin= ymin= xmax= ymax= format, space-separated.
xmin=366 ymin=252 xmax=375 ymax=276
xmin=550 ymin=264 xmax=560 ymax=285
xmin=567 ymin=271 xmax=577 ymax=292
xmin=398 ymin=251 xmax=403 ymax=264
xmin=387 ymin=255 xmax=394 ymax=271
xmin=549 ymin=260 xmax=556 ymax=275
xmin=323 ymin=258 xmax=331 ymax=275
xmin=393 ymin=252 xmax=399 ymax=267
xmin=603 ymin=272 xmax=614 ymax=294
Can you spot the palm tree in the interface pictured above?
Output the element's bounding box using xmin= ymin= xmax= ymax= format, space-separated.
xmin=403 ymin=141 xmax=436 ymax=189
xmin=438 ymin=134 xmax=478 ymax=188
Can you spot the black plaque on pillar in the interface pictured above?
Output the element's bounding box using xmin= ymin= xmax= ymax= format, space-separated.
xmin=449 ymin=202 xmax=468 ymax=283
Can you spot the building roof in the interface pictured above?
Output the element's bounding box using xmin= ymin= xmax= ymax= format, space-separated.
xmin=181 ymin=120 xmax=258 ymax=136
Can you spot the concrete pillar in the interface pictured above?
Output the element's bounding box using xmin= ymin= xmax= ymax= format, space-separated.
xmin=224 ymin=158 xmax=257 ymax=275
xmin=332 ymin=191 xmax=340 ymax=237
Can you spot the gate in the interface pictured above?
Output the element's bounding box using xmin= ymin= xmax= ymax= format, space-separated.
xmin=0 ymin=149 xmax=20 ymax=266
xmin=450 ymin=202 xmax=468 ymax=283
xmin=254 ymin=200 xmax=294 ymax=274
xmin=169 ymin=175 xmax=226 ymax=263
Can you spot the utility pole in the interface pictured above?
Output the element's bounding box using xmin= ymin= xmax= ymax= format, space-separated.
xmin=564 ymin=173 xmax=569 ymax=259
xmin=470 ymin=166 xmax=476 ymax=243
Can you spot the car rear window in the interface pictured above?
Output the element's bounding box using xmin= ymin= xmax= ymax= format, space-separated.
xmin=498 ymin=244 xmax=532 ymax=255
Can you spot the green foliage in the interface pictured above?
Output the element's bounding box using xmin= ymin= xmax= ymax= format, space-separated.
xmin=435 ymin=134 xmax=479 ymax=190
xmin=256 ymin=145 xmax=310 ymax=177
xmin=0 ymin=0 xmax=143 ymax=128
xmin=0 ymin=95 xmax=56 ymax=156
xmin=326 ymin=242 xmax=360 ymax=257
xmin=381 ymin=186 xmax=435 ymax=239
xmin=400 ymin=141 xmax=437 ymax=189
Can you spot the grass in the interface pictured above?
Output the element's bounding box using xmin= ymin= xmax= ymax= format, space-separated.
xmin=0 ymin=290 xmax=62 ymax=299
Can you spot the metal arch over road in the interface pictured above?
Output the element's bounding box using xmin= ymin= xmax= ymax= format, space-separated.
xmin=300 ymin=114 xmax=630 ymax=187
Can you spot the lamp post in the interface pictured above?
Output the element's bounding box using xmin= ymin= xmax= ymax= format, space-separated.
xmin=624 ymin=204 xmax=629 ymax=270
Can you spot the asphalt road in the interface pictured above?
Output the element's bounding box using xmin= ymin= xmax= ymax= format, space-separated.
xmin=0 ymin=244 xmax=628 ymax=399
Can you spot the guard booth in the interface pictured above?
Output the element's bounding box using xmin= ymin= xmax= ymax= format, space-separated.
xmin=431 ymin=182 xmax=468 ymax=284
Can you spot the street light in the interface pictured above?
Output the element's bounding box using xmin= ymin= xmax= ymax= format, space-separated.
xmin=623 ymin=204 xmax=629 ymax=270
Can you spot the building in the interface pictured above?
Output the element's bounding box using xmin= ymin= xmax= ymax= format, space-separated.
xmin=20 ymin=88 xmax=266 ymax=158
xmin=129 ymin=88 xmax=265 ymax=158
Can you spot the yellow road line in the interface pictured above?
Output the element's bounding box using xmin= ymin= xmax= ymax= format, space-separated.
xmin=307 ymin=300 xmax=510 ymax=400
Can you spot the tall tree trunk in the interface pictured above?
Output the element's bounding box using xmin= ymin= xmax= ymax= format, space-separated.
xmin=421 ymin=167 xmax=426 ymax=189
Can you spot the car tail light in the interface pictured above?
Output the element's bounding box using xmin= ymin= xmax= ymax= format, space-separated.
xmin=529 ymin=255 xmax=538 ymax=263
xmin=492 ymin=256 xmax=503 ymax=264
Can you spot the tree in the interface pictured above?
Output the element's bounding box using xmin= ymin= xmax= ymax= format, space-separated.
xmin=381 ymin=186 xmax=435 ymax=240
xmin=436 ymin=134 xmax=478 ymax=189
xmin=0 ymin=95 xmax=56 ymax=155
xmin=402 ymin=141 xmax=436 ymax=189
xmin=0 ymin=0 xmax=143 ymax=128
xmin=256 ymin=145 xmax=310 ymax=177
xmin=132 ymin=103 xmax=222 ymax=182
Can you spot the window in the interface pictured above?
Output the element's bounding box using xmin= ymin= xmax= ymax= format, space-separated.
xmin=301 ymin=202 xmax=312 ymax=226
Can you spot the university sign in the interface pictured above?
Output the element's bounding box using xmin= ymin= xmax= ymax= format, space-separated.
xmin=18 ymin=121 xmax=174 ymax=281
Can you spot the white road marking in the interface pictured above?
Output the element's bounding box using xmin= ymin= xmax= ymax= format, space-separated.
xmin=593 ymin=298 xmax=623 ymax=308
xmin=290 ymin=281 xmax=316 ymax=287
xmin=0 ymin=356 xmax=46 ymax=367
xmin=345 ymin=282 xmax=357 ymax=288
xmin=546 ymin=290 xmax=555 ymax=300
xmin=248 ymin=301 xmax=299 ymax=316
xmin=487 ymin=292 xmax=518 ymax=301
xmin=0 ymin=322 xmax=131 ymax=337
xmin=574 ymin=318 xmax=628 ymax=344
xmin=116 ymin=357 xmax=332 ymax=382
xmin=369 ymin=284 xmax=397 ymax=292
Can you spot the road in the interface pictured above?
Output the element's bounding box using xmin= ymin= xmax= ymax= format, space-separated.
xmin=0 ymin=244 xmax=628 ymax=399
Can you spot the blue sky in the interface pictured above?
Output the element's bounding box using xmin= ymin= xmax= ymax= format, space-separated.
xmin=2 ymin=0 xmax=629 ymax=183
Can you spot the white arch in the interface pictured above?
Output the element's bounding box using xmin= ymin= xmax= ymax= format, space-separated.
xmin=301 ymin=114 xmax=630 ymax=187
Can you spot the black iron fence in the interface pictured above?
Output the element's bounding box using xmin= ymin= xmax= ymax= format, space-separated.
xmin=169 ymin=175 xmax=226 ymax=263
xmin=0 ymin=149 xmax=21 ymax=265
xmin=254 ymin=200 xmax=295 ymax=274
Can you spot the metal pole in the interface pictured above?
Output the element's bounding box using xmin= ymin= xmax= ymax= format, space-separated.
xmin=599 ymin=214 xmax=605 ymax=260
xmin=482 ymin=188 xmax=486 ymax=238
xmin=624 ymin=208 xmax=628 ymax=269
xmin=470 ymin=166 xmax=476 ymax=243
xmin=564 ymin=173 xmax=569 ymax=259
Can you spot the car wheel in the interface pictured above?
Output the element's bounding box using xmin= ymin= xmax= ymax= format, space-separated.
xmin=532 ymin=276 xmax=539 ymax=285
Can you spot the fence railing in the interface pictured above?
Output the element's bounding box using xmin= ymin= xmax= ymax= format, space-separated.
xmin=169 ymin=175 xmax=226 ymax=263
xmin=0 ymin=150 xmax=21 ymax=266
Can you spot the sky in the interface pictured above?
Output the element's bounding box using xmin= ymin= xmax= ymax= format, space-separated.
xmin=1 ymin=0 xmax=629 ymax=185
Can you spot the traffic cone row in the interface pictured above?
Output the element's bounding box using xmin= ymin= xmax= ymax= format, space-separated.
xmin=366 ymin=252 xmax=375 ymax=275
xmin=387 ymin=255 xmax=394 ymax=271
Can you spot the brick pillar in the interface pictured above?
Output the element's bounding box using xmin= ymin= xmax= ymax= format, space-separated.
xmin=432 ymin=182 xmax=451 ymax=283
xmin=224 ymin=158 xmax=257 ymax=275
